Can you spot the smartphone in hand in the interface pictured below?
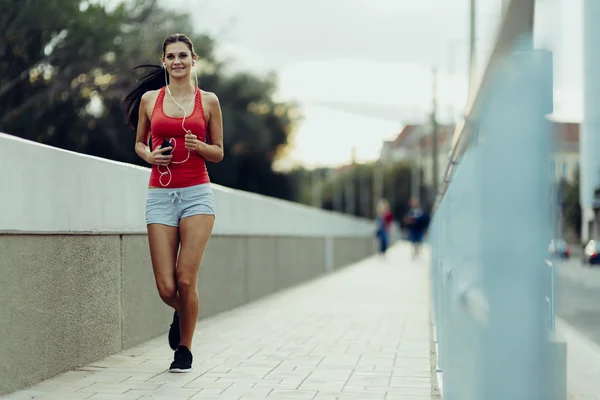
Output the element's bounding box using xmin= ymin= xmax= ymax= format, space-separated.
xmin=161 ymin=138 xmax=172 ymax=155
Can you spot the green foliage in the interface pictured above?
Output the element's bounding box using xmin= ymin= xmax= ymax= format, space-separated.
xmin=316 ymin=161 xmax=415 ymax=220
xmin=1 ymin=0 xmax=300 ymax=201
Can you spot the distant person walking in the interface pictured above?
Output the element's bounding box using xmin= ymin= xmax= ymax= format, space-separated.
xmin=375 ymin=199 xmax=394 ymax=258
xmin=403 ymin=197 xmax=428 ymax=259
xmin=124 ymin=33 xmax=224 ymax=373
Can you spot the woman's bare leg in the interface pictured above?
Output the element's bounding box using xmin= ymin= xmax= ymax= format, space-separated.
xmin=176 ymin=214 xmax=214 ymax=349
xmin=147 ymin=224 xmax=180 ymax=310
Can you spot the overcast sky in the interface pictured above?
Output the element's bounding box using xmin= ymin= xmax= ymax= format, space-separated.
xmin=147 ymin=0 xmax=578 ymax=168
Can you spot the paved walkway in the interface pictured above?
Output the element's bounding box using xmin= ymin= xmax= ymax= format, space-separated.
xmin=559 ymin=319 xmax=600 ymax=400
xmin=3 ymin=243 xmax=433 ymax=400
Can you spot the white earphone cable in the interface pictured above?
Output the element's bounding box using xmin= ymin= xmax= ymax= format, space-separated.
xmin=157 ymin=62 xmax=200 ymax=187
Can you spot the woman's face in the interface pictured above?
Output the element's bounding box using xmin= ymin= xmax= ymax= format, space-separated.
xmin=163 ymin=42 xmax=194 ymax=78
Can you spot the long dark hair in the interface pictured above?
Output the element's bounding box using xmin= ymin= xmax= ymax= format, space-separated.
xmin=124 ymin=34 xmax=197 ymax=131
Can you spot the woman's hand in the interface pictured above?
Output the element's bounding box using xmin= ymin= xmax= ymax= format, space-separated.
xmin=185 ymin=130 xmax=201 ymax=151
xmin=146 ymin=146 xmax=173 ymax=166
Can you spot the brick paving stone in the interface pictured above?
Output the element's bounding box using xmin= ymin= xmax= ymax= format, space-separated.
xmin=1 ymin=243 xmax=431 ymax=400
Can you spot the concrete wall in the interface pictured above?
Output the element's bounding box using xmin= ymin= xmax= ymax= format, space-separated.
xmin=0 ymin=133 xmax=376 ymax=395
xmin=0 ymin=133 xmax=373 ymax=237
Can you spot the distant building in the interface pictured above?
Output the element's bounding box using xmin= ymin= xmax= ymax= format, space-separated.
xmin=379 ymin=123 xmax=455 ymax=191
xmin=552 ymin=122 xmax=579 ymax=183
xmin=380 ymin=120 xmax=581 ymax=190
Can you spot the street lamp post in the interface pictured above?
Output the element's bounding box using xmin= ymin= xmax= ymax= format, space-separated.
xmin=432 ymin=67 xmax=439 ymax=199
xmin=502 ymin=0 xmax=511 ymax=17
xmin=311 ymin=168 xmax=322 ymax=209
xmin=373 ymin=160 xmax=384 ymax=215
xmin=468 ymin=0 xmax=477 ymax=101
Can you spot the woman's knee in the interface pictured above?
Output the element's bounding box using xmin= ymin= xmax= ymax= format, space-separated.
xmin=176 ymin=274 xmax=197 ymax=295
xmin=157 ymin=281 xmax=177 ymax=303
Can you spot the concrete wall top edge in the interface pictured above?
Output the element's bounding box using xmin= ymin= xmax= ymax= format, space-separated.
xmin=1 ymin=133 xmax=374 ymax=236
xmin=0 ymin=230 xmax=371 ymax=238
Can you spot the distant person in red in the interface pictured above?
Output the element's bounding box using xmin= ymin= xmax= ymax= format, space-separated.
xmin=376 ymin=199 xmax=394 ymax=258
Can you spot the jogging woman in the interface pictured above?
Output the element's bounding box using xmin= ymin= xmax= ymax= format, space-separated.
xmin=124 ymin=33 xmax=223 ymax=373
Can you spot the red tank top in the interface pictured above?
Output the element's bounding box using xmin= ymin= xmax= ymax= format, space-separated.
xmin=148 ymin=87 xmax=210 ymax=188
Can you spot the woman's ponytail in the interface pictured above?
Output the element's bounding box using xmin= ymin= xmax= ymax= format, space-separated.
xmin=124 ymin=64 xmax=168 ymax=131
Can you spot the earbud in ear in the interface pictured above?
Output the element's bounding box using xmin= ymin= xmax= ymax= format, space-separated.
xmin=162 ymin=62 xmax=166 ymax=68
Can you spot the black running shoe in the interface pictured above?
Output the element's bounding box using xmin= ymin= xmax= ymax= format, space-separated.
xmin=169 ymin=345 xmax=193 ymax=373
xmin=168 ymin=311 xmax=180 ymax=350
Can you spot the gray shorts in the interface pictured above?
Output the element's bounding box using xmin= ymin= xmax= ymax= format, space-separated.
xmin=145 ymin=183 xmax=216 ymax=227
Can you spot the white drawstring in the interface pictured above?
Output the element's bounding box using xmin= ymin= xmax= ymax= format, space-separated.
xmin=168 ymin=190 xmax=183 ymax=203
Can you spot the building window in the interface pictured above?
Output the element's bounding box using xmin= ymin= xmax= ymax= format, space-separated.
xmin=562 ymin=162 xmax=567 ymax=178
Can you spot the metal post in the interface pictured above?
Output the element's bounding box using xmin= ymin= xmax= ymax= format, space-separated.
xmin=476 ymin=46 xmax=553 ymax=400
xmin=431 ymin=1 xmax=557 ymax=396
xmin=548 ymin=260 xmax=556 ymax=332
xmin=581 ymin=0 xmax=600 ymax=242
xmin=345 ymin=175 xmax=355 ymax=215
xmin=432 ymin=67 xmax=439 ymax=197
xmin=345 ymin=151 xmax=356 ymax=215
xmin=373 ymin=161 xmax=384 ymax=211
xmin=311 ymin=169 xmax=322 ymax=208
xmin=447 ymin=42 xmax=457 ymax=122
xmin=389 ymin=166 xmax=395 ymax=211
xmin=333 ymin=177 xmax=342 ymax=212
xmin=411 ymin=159 xmax=420 ymax=200
xmin=502 ymin=0 xmax=511 ymax=17
xmin=468 ymin=0 xmax=477 ymax=101
xmin=360 ymin=169 xmax=369 ymax=217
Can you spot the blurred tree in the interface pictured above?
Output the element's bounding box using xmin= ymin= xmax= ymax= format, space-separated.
xmin=319 ymin=161 xmax=413 ymax=222
xmin=383 ymin=161 xmax=413 ymax=221
xmin=1 ymin=0 xmax=301 ymax=201
xmin=0 ymin=0 xmax=130 ymax=147
xmin=279 ymin=167 xmax=313 ymax=206
xmin=200 ymin=71 xmax=300 ymax=196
